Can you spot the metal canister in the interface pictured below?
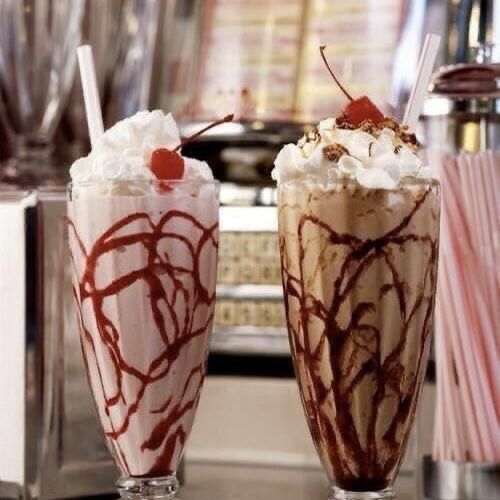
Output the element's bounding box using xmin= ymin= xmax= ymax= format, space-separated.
xmin=422 ymin=456 xmax=500 ymax=500
xmin=421 ymin=62 xmax=499 ymax=153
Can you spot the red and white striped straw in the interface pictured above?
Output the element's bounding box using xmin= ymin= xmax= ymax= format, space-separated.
xmin=434 ymin=152 xmax=500 ymax=462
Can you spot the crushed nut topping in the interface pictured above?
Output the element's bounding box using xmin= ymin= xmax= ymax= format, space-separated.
xmin=372 ymin=117 xmax=420 ymax=150
xmin=380 ymin=117 xmax=400 ymax=131
xmin=399 ymin=128 xmax=420 ymax=150
xmin=307 ymin=128 xmax=321 ymax=142
xmin=359 ymin=119 xmax=377 ymax=134
xmin=323 ymin=143 xmax=349 ymax=162
xmin=335 ymin=115 xmax=356 ymax=129
xmin=300 ymin=128 xmax=321 ymax=147
xmin=301 ymin=115 xmax=420 ymax=158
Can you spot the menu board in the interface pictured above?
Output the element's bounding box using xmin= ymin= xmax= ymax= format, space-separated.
xmin=296 ymin=0 xmax=404 ymax=121
xmin=194 ymin=0 xmax=305 ymax=121
xmin=189 ymin=0 xmax=405 ymax=123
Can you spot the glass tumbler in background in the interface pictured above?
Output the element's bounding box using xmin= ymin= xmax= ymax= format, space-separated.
xmin=278 ymin=178 xmax=440 ymax=499
xmin=60 ymin=0 xmax=161 ymax=162
xmin=67 ymin=179 xmax=219 ymax=499
xmin=104 ymin=0 xmax=160 ymax=125
xmin=0 ymin=0 xmax=84 ymax=184
xmin=60 ymin=0 xmax=125 ymax=159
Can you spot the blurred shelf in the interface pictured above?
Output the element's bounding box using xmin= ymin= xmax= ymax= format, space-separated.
xmin=216 ymin=284 xmax=283 ymax=300
xmin=220 ymin=205 xmax=278 ymax=231
xmin=219 ymin=183 xmax=276 ymax=207
xmin=211 ymin=325 xmax=289 ymax=357
xmin=180 ymin=119 xmax=308 ymax=145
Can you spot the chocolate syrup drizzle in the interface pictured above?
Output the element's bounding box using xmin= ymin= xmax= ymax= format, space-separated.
xmin=279 ymin=186 xmax=439 ymax=491
xmin=68 ymin=209 xmax=218 ymax=477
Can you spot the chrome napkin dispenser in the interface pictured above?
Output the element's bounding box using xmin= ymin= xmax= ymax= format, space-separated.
xmin=0 ymin=188 xmax=116 ymax=499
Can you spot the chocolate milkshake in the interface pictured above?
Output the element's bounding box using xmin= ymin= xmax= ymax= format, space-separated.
xmin=278 ymin=179 xmax=439 ymax=491
xmin=273 ymin=49 xmax=440 ymax=499
xmin=68 ymin=111 xmax=229 ymax=499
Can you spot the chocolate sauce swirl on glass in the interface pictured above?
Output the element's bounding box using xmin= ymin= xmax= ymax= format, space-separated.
xmin=278 ymin=180 xmax=440 ymax=492
xmin=68 ymin=187 xmax=218 ymax=478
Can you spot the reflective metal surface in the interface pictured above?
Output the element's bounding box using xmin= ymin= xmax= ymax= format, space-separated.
xmin=452 ymin=0 xmax=497 ymax=63
xmin=422 ymin=96 xmax=499 ymax=153
xmin=421 ymin=63 xmax=499 ymax=153
xmin=0 ymin=188 xmax=117 ymax=499
xmin=422 ymin=456 xmax=500 ymax=500
xmin=0 ymin=190 xmax=36 ymax=498
xmin=36 ymin=189 xmax=117 ymax=498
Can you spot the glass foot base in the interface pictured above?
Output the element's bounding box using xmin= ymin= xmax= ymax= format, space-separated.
xmin=117 ymin=475 xmax=179 ymax=499
xmin=329 ymin=486 xmax=395 ymax=500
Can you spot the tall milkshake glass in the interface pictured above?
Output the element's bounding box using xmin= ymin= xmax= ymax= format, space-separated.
xmin=274 ymin=44 xmax=441 ymax=499
xmin=278 ymin=178 xmax=440 ymax=499
xmin=68 ymin=179 xmax=219 ymax=499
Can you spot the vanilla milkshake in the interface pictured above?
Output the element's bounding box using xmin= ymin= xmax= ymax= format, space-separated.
xmin=273 ymin=103 xmax=440 ymax=495
xmin=68 ymin=111 xmax=224 ymax=498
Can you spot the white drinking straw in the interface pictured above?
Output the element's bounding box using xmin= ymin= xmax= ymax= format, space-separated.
xmin=402 ymin=33 xmax=441 ymax=130
xmin=77 ymin=45 xmax=104 ymax=147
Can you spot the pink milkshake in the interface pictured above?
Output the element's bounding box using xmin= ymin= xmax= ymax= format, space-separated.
xmin=68 ymin=111 xmax=229 ymax=499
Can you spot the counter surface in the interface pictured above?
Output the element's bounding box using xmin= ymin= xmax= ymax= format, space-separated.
xmin=180 ymin=462 xmax=416 ymax=499
xmin=93 ymin=461 xmax=417 ymax=499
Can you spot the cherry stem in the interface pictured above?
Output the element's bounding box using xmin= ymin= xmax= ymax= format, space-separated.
xmin=174 ymin=114 xmax=234 ymax=152
xmin=319 ymin=46 xmax=353 ymax=102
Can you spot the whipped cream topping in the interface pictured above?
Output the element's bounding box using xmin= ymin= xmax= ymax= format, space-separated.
xmin=272 ymin=118 xmax=432 ymax=189
xmin=70 ymin=110 xmax=214 ymax=184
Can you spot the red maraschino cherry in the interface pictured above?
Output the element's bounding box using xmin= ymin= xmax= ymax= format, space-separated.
xmin=149 ymin=114 xmax=234 ymax=180
xmin=151 ymin=148 xmax=184 ymax=180
xmin=344 ymin=96 xmax=384 ymax=126
xmin=320 ymin=46 xmax=384 ymax=126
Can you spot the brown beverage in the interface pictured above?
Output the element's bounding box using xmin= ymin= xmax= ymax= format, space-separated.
xmin=278 ymin=179 xmax=440 ymax=492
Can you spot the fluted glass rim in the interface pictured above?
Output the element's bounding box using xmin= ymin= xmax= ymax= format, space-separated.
xmin=276 ymin=177 xmax=440 ymax=189
xmin=68 ymin=179 xmax=220 ymax=189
